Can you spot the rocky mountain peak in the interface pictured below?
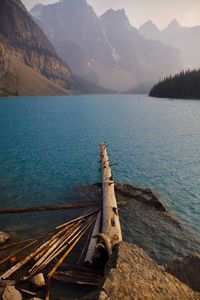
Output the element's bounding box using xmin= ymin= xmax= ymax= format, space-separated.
xmin=101 ymin=8 xmax=129 ymax=22
xmin=101 ymin=8 xmax=133 ymax=32
xmin=139 ymin=20 xmax=160 ymax=40
xmin=56 ymin=0 xmax=89 ymax=11
xmin=140 ymin=20 xmax=159 ymax=31
xmin=166 ymin=19 xmax=180 ymax=30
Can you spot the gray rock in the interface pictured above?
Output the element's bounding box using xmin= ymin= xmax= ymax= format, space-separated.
xmin=166 ymin=253 xmax=200 ymax=293
xmin=2 ymin=286 xmax=22 ymax=300
xmin=0 ymin=231 xmax=10 ymax=245
xmin=98 ymin=242 xmax=200 ymax=300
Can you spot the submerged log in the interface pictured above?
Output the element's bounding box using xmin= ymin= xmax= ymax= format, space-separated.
xmin=0 ymin=203 xmax=98 ymax=215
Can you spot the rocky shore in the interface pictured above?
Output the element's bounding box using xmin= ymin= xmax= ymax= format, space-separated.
xmin=97 ymin=241 xmax=200 ymax=300
xmin=75 ymin=183 xmax=200 ymax=264
xmin=0 ymin=182 xmax=200 ymax=299
xmin=76 ymin=183 xmax=200 ymax=299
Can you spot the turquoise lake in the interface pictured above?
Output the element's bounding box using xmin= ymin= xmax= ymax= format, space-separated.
xmin=0 ymin=94 xmax=199 ymax=243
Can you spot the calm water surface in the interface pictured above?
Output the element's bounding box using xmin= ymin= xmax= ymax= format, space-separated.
xmin=0 ymin=95 xmax=199 ymax=240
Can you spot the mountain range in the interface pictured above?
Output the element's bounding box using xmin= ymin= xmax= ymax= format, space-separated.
xmin=0 ymin=0 xmax=112 ymax=96
xmin=139 ymin=19 xmax=200 ymax=71
xmin=1 ymin=0 xmax=199 ymax=96
xmin=0 ymin=0 xmax=75 ymax=96
xmin=30 ymin=0 xmax=182 ymax=92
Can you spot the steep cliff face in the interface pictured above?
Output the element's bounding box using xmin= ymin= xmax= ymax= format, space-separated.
xmin=0 ymin=0 xmax=73 ymax=95
xmin=100 ymin=9 xmax=182 ymax=88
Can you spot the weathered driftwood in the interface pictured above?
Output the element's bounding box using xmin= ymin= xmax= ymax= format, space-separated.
xmin=27 ymin=216 xmax=96 ymax=279
xmin=100 ymin=143 xmax=122 ymax=252
xmin=0 ymin=203 xmax=98 ymax=214
xmin=0 ymin=225 xmax=69 ymax=280
xmin=18 ymin=288 xmax=38 ymax=297
xmin=0 ymin=239 xmax=38 ymax=266
xmin=47 ymin=216 xmax=96 ymax=279
xmin=53 ymin=270 xmax=103 ymax=286
xmin=0 ymin=228 xmax=58 ymax=252
xmin=56 ymin=209 xmax=99 ymax=229
xmin=58 ymin=263 xmax=102 ymax=274
xmin=84 ymin=211 xmax=101 ymax=265
xmin=28 ymin=222 xmax=84 ymax=276
xmin=33 ymin=222 xmax=78 ymax=262
xmin=0 ymin=210 xmax=98 ymax=283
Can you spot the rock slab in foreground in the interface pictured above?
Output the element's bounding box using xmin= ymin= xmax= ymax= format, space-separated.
xmin=99 ymin=242 xmax=200 ymax=300
xmin=165 ymin=253 xmax=200 ymax=293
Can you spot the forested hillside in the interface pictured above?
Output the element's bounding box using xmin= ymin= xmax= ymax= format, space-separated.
xmin=149 ymin=69 xmax=200 ymax=99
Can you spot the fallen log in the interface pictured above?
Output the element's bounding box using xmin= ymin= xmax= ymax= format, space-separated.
xmin=18 ymin=288 xmax=38 ymax=297
xmin=84 ymin=211 xmax=101 ymax=265
xmin=100 ymin=143 xmax=122 ymax=250
xmin=56 ymin=209 xmax=99 ymax=230
xmin=0 ymin=239 xmax=38 ymax=266
xmin=0 ymin=203 xmax=98 ymax=214
xmin=47 ymin=216 xmax=96 ymax=279
xmin=58 ymin=263 xmax=102 ymax=275
xmin=53 ymin=270 xmax=103 ymax=286
xmin=28 ymin=221 xmax=84 ymax=276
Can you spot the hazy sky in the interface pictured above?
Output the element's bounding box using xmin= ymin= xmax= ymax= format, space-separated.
xmin=22 ymin=0 xmax=200 ymax=29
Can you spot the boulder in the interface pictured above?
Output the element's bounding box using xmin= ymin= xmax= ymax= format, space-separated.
xmin=98 ymin=242 xmax=200 ymax=300
xmin=2 ymin=286 xmax=22 ymax=300
xmin=165 ymin=253 xmax=200 ymax=293
xmin=31 ymin=273 xmax=45 ymax=288
xmin=0 ymin=231 xmax=10 ymax=245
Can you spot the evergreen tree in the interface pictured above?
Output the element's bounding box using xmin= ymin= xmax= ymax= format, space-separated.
xmin=149 ymin=69 xmax=200 ymax=100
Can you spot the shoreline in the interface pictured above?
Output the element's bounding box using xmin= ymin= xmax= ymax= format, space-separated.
xmin=0 ymin=182 xmax=200 ymax=299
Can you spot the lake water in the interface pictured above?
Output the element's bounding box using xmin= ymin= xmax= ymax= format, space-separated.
xmin=0 ymin=94 xmax=199 ymax=246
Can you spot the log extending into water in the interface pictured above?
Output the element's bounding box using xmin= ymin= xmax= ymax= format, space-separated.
xmin=100 ymin=143 xmax=122 ymax=249
xmin=0 ymin=203 xmax=98 ymax=214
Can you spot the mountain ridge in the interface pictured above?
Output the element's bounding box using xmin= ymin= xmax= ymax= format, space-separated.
xmin=31 ymin=2 xmax=182 ymax=91
xmin=139 ymin=19 xmax=200 ymax=70
xmin=0 ymin=0 xmax=75 ymax=96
